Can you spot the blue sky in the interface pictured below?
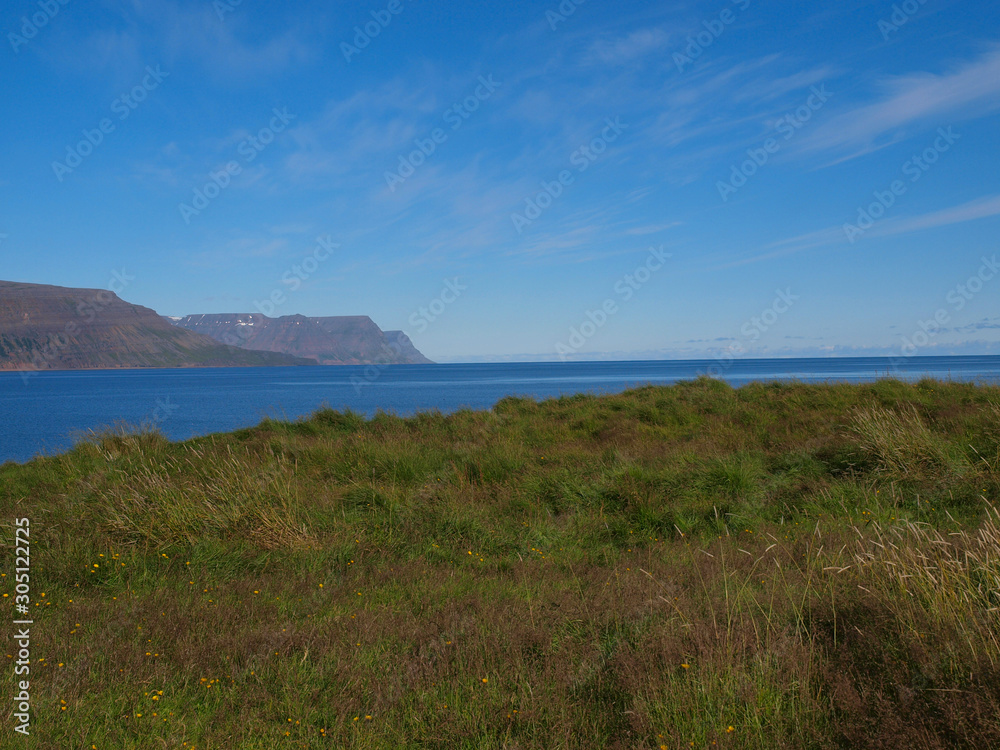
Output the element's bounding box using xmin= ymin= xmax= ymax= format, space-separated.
xmin=2 ymin=0 xmax=1000 ymax=362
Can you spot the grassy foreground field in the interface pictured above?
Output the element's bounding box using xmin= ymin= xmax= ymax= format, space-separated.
xmin=2 ymin=377 xmax=1000 ymax=749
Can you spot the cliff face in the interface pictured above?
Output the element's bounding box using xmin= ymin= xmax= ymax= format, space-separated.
xmin=383 ymin=330 xmax=433 ymax=364
xmin=174 ymin=314 xmax=432 ymax=365
xmin=0 ymin=281 xmax=314 ymax=371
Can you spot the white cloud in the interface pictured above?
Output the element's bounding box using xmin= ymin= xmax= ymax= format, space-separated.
xmin=625 ymin=222 xmax=682 ymax=235
xmin=799 ymin=47 xmax=1000 ymax=158
xmin=873 ymin=193 xmax=1000 ymax=236
xmin=586 ymin=27 xmax=671 ymax=65
xmin=733 ymin=193 xmax=1000 ymax=266
xmin=283 ymin=77 xmax=441 ymax=184
xmin=732 ymin=65 xmax=839 ymax=103
xmin=45 ymin=0 xmax=314 ymax=84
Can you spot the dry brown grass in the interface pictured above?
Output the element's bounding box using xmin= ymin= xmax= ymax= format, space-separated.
xmin=850 ymin=403 xmax=961 ymax=478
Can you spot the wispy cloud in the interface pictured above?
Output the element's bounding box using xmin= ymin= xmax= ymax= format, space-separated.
xmin=44 ymin=0 xmax=314 ymax=83
xmin=948 ymin=316 xmax=1000 ymax=333
xmin=146 ymin=0 xmax=316 ymax=81
xmin=799 ymin=47 xmax=1000 ymax=158
xmin=873 ymin=193 xmax=1000 ymax=236
xmin=185 ymin=234 xmax=291 ymax=269
xmin=283 ymin=78 xmax=439 ymax=184
xmin=732 ymin=65 xmax=839 ymax=103
xmin=585 ymin=27 xmax=671 ymax=65
xmin=624 ymin=222 xmax=682 ymax=235
xmin=731 ymin=193 xmax=1000 ymax=266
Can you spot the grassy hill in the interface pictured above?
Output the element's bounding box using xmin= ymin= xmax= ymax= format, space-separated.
xmin=2 ymin=378 xmax=999 ymax=748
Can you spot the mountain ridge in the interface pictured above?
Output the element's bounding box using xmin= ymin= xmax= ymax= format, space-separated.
xmin=0 ymin=280 xmax=314 ymax=371
xmin=173 ymin=313 xmax=432 ymax=365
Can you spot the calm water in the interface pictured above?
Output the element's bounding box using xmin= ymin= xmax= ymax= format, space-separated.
xmin=2 ymin=356 xmax=1000 ymax=465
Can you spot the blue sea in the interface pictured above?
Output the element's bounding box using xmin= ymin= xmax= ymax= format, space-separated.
xmin=2 ymin=356 xmax=1000 ymax=465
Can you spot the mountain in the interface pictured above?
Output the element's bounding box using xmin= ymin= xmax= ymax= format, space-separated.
xmin=173 ymin=313 xmax=433 ymax=365
xmin=0 ymin=281 xmax=314 ymax=371
xmin=383 ymin=330 xmax=433 ymax=364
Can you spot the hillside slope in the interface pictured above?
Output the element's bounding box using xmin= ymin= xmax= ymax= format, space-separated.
xmin=384 ymin=329 xmax=433 ymax=364
xmin=174 ymin=313 xmax=432 ymax=365
xmin=0 ymin=281 xmax=314 ymax=371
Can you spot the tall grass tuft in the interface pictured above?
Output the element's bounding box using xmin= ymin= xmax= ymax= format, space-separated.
xmin=850 ymin=403 xmax=964 ymax=479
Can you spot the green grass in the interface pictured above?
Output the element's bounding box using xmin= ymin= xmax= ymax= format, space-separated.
xmin=2 ymin=377 xmax=1000 ymax=748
